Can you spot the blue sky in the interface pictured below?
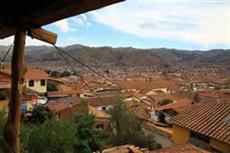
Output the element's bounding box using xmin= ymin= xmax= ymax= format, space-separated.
xmin=1 ymin=0 xmax=230 ymax=50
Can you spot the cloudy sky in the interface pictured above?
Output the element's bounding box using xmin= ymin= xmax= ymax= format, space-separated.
xmin=1 ymin=0 xmax=230 ymax=50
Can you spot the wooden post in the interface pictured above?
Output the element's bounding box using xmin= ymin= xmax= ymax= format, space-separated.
xmin=4 ymin=26 xmax=26 ymax=153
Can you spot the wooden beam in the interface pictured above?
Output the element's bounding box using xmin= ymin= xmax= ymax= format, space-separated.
xmin=29 ymin=0 xmax=124 ymax=26
xmin=29 ymin=28 xmax=57 ymax=45
xmin=0 ymin=0 xmax=124 ymax=39
xmin=4 ymin=26 xmax=26 ymax=153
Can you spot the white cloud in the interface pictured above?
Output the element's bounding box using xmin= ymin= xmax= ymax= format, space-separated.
xmin=72 ymin=14 xmax=91 ymax=27
xmin=54 ymin=19 xmax=70 ymax=32
xmin=91 ymin=0 xmax=230 ymax=46
xmin=1 ymin=36 xmax=51 ymax=46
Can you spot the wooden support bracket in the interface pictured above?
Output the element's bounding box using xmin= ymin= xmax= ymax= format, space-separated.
xmin=29 ymin=28 xmax=58 ymax=45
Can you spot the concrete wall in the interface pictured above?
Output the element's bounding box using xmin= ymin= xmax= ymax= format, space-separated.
xmin=25 ymin=79 xmax=47 ymax=93
xmin=172 ymin=125 xmax=190 ymax=145
xmin=210 ymin=139 xmax=230 ymax=153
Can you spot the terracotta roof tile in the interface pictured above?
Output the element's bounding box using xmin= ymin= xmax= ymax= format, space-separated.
xmin=156 ymin=99 xmax=192 ymax=113
xmin=0 ymin=66 xmax=47 ymax=80
xmin=150 ymin=144 xmax=209 ymax=153
xmin=47 ymin=102 xmax=69 ymax=113
xmin=114 ymin=80 xmax=175 ymax=93
xmin=172 ymin=102 xmax=230 ymax=144
xmin=86 ymin=96 xmax=119 ymax=107
xmin=47 ymin=90 xmax=83 ymax=98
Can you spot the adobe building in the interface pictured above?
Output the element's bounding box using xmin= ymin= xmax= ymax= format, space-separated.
xmin=171 ymin=102 xmax=230 ymax=153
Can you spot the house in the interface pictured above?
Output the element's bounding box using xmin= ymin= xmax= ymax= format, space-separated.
xmin=195 ymin=89 xmax=230 ymax=104
xmin=128 ymin=101 xmax=152 ymax=120
xmin=0 ymin=73 xmax=10 ymax=100
xmin=47 ymin=89 xmax=83 ymax=99
xmin=0 ymin=65 xmax=47 ymax=94
xmin=171 ymin=102 xmax=230 ymax=153
xmin=88 ymin=105 xmax=110 ymax=129
xmin=47 ymin=100 xmax=110 ymax=129
xmin=86 ymin=96 xmax=119 ymax=111
xmin=151 ymin=99 xmax=192 ymax=125
xmin=47 ymin=100 xmax=82 ymax=123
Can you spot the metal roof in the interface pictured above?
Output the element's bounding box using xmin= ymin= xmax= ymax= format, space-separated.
xmin=0 ymin=0 xmax=124 ymax=38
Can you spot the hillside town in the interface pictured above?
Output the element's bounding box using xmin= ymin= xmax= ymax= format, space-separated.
xmin=0 ymin=0 xmax=229 ymax=153
xmin=0 ymin=61 xmax=229 ymax=153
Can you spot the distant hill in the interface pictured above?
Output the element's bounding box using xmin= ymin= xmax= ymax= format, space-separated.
xmin=0 ymin=45 xmax=229 ymax=67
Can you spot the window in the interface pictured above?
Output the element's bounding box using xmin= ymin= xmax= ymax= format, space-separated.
xmin=29 ymin=80 xmax=34 ymax=87
xmin=190 ymin=131 xmax=210 ymax=143
xmin=189 ymin=131 xmax=210 ymax=149
xmin=102 ymin=106 xmax=107 ymax=111
xmin=96 ymin=124 xmax=104 ymax=129
xmin=41 ymin=80 xmax=46 ymax=86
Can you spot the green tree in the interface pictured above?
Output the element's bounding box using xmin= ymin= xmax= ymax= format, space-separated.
xmin=61 ymin=70 xmax=71 ymax=77
xmin=74 ymin=114 xmax=107 ymax=153
xmin=26 ymin=119 xmax=76 ymax=153
xmin=50 ymin=70 xmax=61 ymax=77
xmin=108 ymin=100 xmax=158 ymax=150
xmin=30 ymin=105 xmax=53 ymax=124
xmin=47 ymin=81 xmax=58 ymax=91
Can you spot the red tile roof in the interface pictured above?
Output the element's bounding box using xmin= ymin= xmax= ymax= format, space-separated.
xmin=114 ymin=80 xmax=175 ymax=93
xmin=86 ymin=96 xmax=119 ymax=107
xmin=172 ymin=102 xmax=230 ymax=144
xmin=47 ymin=90 xmax=82 ymax=98
xmin=151 ymin=144 xmax=209 ymax=153
xmin=129 ymin=102 xmax=151 ymax=120
xmin=148 ymin=91 xmax=195 ymax=104
xmin=102 ymin=144 xmax=209 ymax=153
xmin=47 ymin=102 xmax=69 ymax=113
xmin=24 ymin=68 xmax=47 ymax=80
xmin=0 ymin=65 xmax=47 ymax=80
xmin=197 ymin=89 xmax=230 ymax=103
xmin=156 ymin=98 xmax=192 ymax=113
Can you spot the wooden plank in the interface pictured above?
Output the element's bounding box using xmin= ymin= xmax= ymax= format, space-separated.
xmin=4 ymin=26 xmax=26 ymax=153
xmin=0 ymin=26 xmax=14 ymax=39
xmin=29 ymin=28 xmax=57 ymax=45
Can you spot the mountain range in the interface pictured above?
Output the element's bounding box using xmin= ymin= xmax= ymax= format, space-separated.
xmin=0 ymin=45 xmax=229 ymax=67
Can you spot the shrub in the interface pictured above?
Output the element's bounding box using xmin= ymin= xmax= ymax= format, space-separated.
xmin=61 ymin=70 xmax=71 ymax=77
xmin=108 ymin=100 xmax=157 ymax=150
xmin=26 ymin=119 xmax=76 ymax=153
xmin=47 ymin=81 xmax=58 ymax=91
xmin=74 ymin=113 xmax=108 ymax=152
